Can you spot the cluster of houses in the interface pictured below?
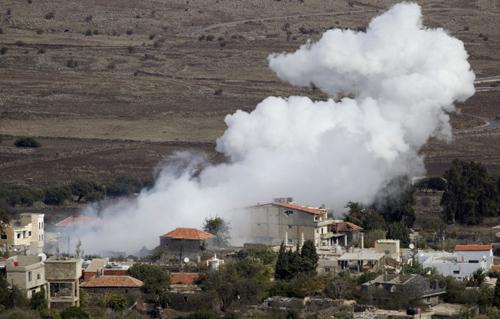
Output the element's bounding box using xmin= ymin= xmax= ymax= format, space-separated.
xmin=0 ymin=197 xmax=498 ymax=314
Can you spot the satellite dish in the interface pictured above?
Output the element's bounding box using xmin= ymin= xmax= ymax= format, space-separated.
xmin=183 ymin=257 xmax=190 ymax=263
xmin=409 ymin=243 xmax=415 ymax=250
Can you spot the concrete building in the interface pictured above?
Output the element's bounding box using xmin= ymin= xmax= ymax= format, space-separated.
xmin=159 ymin=228 xmax=215 ymax=259
xmin=5 ymin=255 xmax=47 ymax=299
xmin=0 ymin=213 xmax=44 ymax=254
xmin=362 ymin=274 xmax=446 ymax=309
xmin=44 ymin=257 xmax=81 ymax=309
xmin=324 ymin=221 xmax=363 ymax=247
xmin=374 ymin=239 xmax=401 ymax=261
xmin=418 ymin=245 xmax=493 ymax=280
xmin=80 ymin=275 xmax=144 ymax=304
xmin=338 ymin=249 xmax=385 ymax=272
xmin=246 ymin=198 xmax=329 ymax=247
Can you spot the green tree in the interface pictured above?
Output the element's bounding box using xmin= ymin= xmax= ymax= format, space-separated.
xmin=30 ymin=286 xmax=47 ymax=311
xmin=236 ymin=245 xmax=276 ymax=265
xmin=300 ymin=240 xmax=318 ymax=274
xmin=493 ymin=277 xmax=500 ymax=308
xmin=364 ymin=229 xmax=386 ymax=248
xmin=203 ymin=216 xmax=231 ymax=247
xmin=127 ymin=263 xmax=169 ymax=297
xmin=441 ymin=160 xmax=499 ymax=225
xmin=60 ymin=306 xmax=89 ymax=319
xmin=101 ymin=293 xmax=128 ymax=311
xmin=198 ymin=258 xmax=272 ymax=311
xmin=106 ymin=176 xmax=143 ymax=197
xmin=69 ymin=180 xmax=104 ymax=202
xmin=14 ymin=137 xmax=41 ymax=148
xmin=387 ymin=222 xmax=410 ymax=246
xmin=43 ymin=186 xmax=72 ymax=205
xmin=275 ymin=242 xmax=290 ymax=280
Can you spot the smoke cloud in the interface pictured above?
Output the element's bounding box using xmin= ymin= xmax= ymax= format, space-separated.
xmin=75 ymin=2 xmax=474 ymax=254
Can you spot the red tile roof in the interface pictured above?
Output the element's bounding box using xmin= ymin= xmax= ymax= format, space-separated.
xmin=80 ymin=276 xmax=144 ymax=288
xmin=55 ymin=215 xmax=101 ymax=227
xmin=454 ymin=245 xmax=492 ymax=252
xmin=332 ymin=221 xmax=363 ymax=232
xmin=170 ymin=273 xmax=199 ymax=285
xmin=161 ymin=228 xmax=215 ymax=240
xmin=491 ymin=265 xmax=500 ymax=271
xmin=254 ymin=202 xmax=326 ymax=216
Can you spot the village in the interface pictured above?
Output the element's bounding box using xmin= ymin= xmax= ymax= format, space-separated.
xmin=1 ymin=183 xmax=500 ymax=319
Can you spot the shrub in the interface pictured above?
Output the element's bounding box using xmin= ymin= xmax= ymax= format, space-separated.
xmin=66 ymin=59 xmax=78 ymax=68
xmin=1 ymin=47 xmax=8 ymax=55
xmin=205 ymin=34 xmax=214 ymax=41
xmin=44 ymin=12 xmax=55 ymax=20
xmin=213 ymin=88 xmax=223 ymax=95
xmin=14 ymin=137 xmax=41 ymax=148
xmin=0 ymin=28 xmax=3 ymax=34
xmin=84 ymin=15 xmax=93 ymax=22
xmin=84 ymin=29 xmax=92 ymax=36
xmin=60 ymin=307 xmax=89 ymax=319
xmin=43 ymin=186 xmax=72 ymax=205
xmin=0 ymin=184 xmax=43 ymax=206
xmin=127 ymin=46 xmax=135 ymax=53
xmin=15 ymin=41 xmax=25 ymax=47
xmin=126 ymin=29 xmax=133 ymax=35
xmin=69 ymin=180 xmax=104 ymax=202
xmin=106 ymin=176 xmax=143 ymax=197
xmin=149 ymin=34 xmax=155 ymax=40
xmin=93 ymin=29 xmax=98 ymax=35
xmin=198 ymin=35 xmax=205 ymax=41
xmin=100 ymin=293 xmax=128 ymax=311
xmin=38 ymin=48 xmax=46 ymax=54
xmin=36 ymin=29 xmax=44 ymax=35
xmin=127 ymin=263 xmax=169 ymax=295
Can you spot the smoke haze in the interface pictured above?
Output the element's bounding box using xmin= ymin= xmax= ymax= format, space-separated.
xmin=76 ymin=2 xmax=475 ymax=254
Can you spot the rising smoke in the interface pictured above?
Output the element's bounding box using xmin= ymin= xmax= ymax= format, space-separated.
xmin=76 ymin=2 xmax=474 ymax=254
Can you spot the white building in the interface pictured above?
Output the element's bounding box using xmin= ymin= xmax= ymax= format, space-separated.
xmin=0 ymin=213 xmax=45 ymax=254
xmin=5 ymin=255 xmax=47 ymax=299
xmin=418 ymin=245 xmax=493 ymax=280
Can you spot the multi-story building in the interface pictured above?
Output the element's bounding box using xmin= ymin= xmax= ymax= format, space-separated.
xmin=418 ymin=245 xmax=493 ymax=280
xmin=5 ymin=255 xmax=47 ymax=299
xmin=246 ymin=198 xmax=329 ymax=247
xmin=44 ymin=256 xmax=81 ymax=309
xmin=0 ymin=213 xmax=44 ymax=254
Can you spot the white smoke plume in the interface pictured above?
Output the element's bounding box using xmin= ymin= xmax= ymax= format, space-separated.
xmin=75 ymin=2 xmax=474 ymax=254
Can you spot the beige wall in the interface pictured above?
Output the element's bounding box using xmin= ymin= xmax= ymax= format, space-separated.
xmin=247 ymin=205 xmax=326 ymax=246
xmin=6 ymin=257 xmax=47 ymax=299
xmin=0 ymin=214 xmax=44 ymax=253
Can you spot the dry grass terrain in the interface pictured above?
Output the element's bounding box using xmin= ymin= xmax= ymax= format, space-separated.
xmin=1 ymin=0 xmax=500 ymax=189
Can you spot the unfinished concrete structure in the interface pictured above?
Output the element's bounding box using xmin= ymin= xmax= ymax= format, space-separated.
xmin=246 ymin=198 xmax=329 ymax=247
xmin=44 ymin=257 xmax=81 ymax=309
xmin=5 ymin=255 xmax=47 ymax=299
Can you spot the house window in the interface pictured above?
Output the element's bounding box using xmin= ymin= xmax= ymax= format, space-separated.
xmin=453 ymin=270 xmax=460 ymax=274
xmin=284 ymin=210 xmax=293 ymax=216
xmin=0 ymin=233 xmax=6 ymax=240
xmin=314 ymin=216 xmax=319 ymax=222
xmin=28 ymin=231 xmax=32 ymax=237
xmin=28 ymin=271 xmax=32 ymax=282
xmin=468 ymin=260 xmax=479 ymax=263
xmin=37 ymin=274 xmax=41 ymax=280
xmin=17 ymin=233 xmax=21 ymax=239
xmin=325 ymin=267 xmax=331 ymax=272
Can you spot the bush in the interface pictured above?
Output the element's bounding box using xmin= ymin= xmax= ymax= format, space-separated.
xmin=0 ymin=47 xmax=7 ymax=55
xmin=43 ymin=186 xmax=72 ymax=205
xmin=126 ymin=29 xmax=133 ymax=35
xmin=128 ymin=263 xmax=169 ymax=296
xmin=15 ymin=41 xmax=25 ymax=47
xmin=0 ymin=184 xmax=43 ymax=206
xmin=44 ymin=12 xmax=55 ymax=20
xmin=14 ymin=137 xmax=41 ymax=148
xmin=101 ymin=293 xmax=128 ymax=311
xmin=84 ymin=29 xmax=92 ymax=36
xmin=66 ymin=59 xmax=78 ymax=68
xmin=69 ymin=180 xmax=104 ymax=202
xmin=84 ymin=15 xmax=93 ymax=22
xmin=106 ymin=176 xmax=143 ymax=197
xmin=205 ymin=34 xmax=214 ymax=41
xmin=60 ymin=307 xmax=89 ymax=319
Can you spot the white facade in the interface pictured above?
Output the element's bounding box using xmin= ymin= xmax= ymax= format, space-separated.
xmin=418 ymin=247 xmax=493 ymax=280
xmin=0 ymin=213 xmax=44 ymax=254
